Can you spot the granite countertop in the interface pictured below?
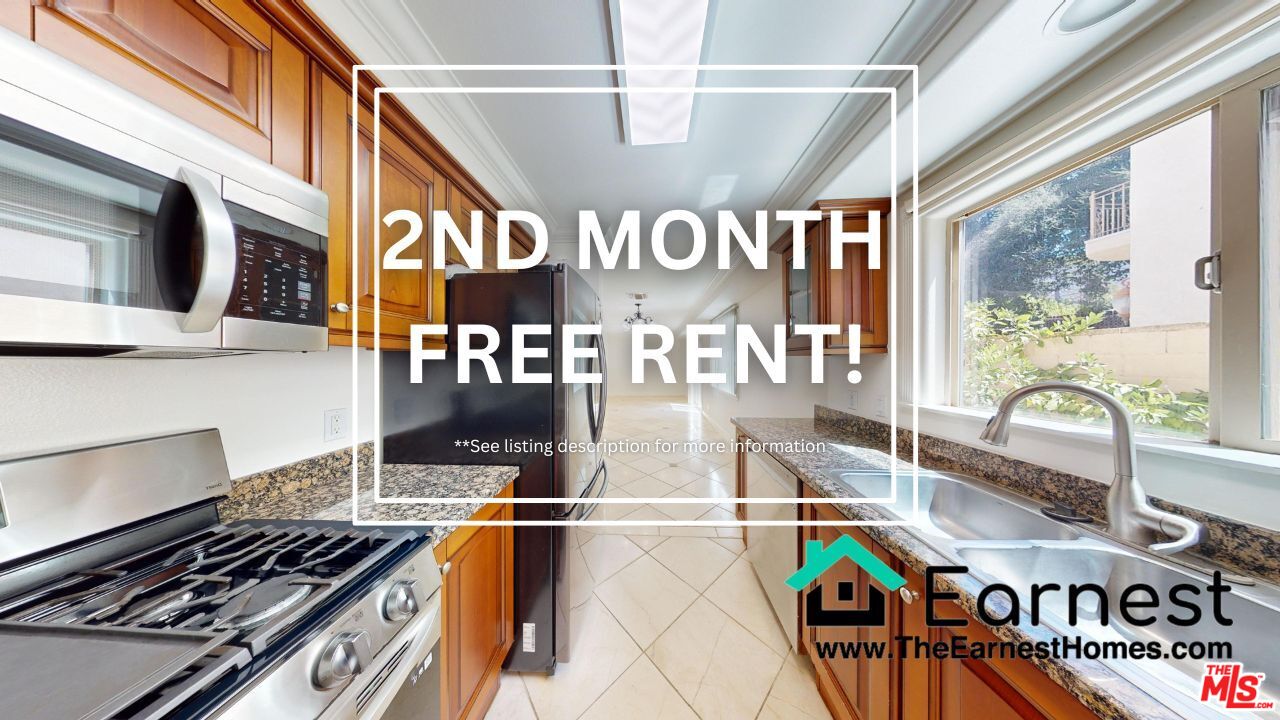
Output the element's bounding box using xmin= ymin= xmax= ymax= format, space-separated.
xmin=732 ymin=415 xmax=1184 ymax=720
xmin=218 ymin=458 xmax=519 ymax=548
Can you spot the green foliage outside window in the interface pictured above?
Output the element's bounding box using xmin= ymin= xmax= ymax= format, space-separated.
xmin=962 ymin=297 xmax=1209 ymax=437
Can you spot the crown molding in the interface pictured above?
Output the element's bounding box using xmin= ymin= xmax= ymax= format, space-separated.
xmin=679 ymin=0 xmax=980 ymax=327
xmin=918 ymin=0 xmax=1280 ymax=215
xmin=308 ymin=0 xmax=558 ymax=232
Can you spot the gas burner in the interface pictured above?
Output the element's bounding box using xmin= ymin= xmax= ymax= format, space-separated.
xmin=212 ymin=574 xmax=312 ymax=630
xmin=125 ymin=589 xmax=198 ymax=626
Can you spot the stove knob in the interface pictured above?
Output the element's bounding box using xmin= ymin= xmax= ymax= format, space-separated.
xmin=383 ymin=579 xmax=420 ymax=622
xmin=313 ymin=629 xmax=372 ymax=690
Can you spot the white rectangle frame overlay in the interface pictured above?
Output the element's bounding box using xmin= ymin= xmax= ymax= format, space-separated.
xmin=350 ymin=65 xmax=920 ymax=527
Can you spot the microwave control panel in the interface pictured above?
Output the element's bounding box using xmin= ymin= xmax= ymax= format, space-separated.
xmin=226 ymin=233 xmax=326 ymax=326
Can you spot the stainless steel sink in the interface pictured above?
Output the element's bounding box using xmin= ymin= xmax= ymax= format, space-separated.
xmin=825 ymin=469 xmax=1082 ymax=542
xmin=824 ymin=465 xmax=1280 ymax=717
xmin=958 ymin=543 xmax=1280 ymax=702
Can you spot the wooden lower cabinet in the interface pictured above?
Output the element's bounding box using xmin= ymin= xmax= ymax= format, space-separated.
xmin=803 ymin=495 xmax=895 ymax=720
xmin=735 ymin=431 xmax=748 ymax=525
xmin=899 ymin=568 xmax=1096 ymax=720
xmin=800 ymin=486 xmax=1095 ymax=720
xmin=432 ymin=483 xmax=515 ymax=720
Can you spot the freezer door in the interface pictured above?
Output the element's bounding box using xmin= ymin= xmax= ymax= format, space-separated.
xmin=560 ymin=268 xmax=605 ymax=504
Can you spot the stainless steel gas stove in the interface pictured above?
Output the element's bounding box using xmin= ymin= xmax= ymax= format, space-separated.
xmin=0 ymin=430 xmax=441 ymax=720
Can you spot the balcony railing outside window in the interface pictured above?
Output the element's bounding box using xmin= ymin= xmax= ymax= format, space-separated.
xmin=1089 ymin=181 xmax=1130 ymax=238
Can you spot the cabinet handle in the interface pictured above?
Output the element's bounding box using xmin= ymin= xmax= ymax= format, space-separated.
xmin=899 ymin=587 xmax=920 ymax=604
xmin=331 ymin=302 xmax=351 ymax=313
xmin=440 ymin=561 xmax=452 ymax=576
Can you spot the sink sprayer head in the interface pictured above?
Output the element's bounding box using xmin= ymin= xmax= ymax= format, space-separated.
xmin=979 ymin=413 xmax=1011 ymax=446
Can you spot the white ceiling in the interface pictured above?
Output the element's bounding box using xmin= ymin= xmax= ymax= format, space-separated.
xmin=307 ymin=0 xmax=1187 ymax=326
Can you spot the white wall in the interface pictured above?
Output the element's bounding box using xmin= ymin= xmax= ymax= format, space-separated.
xmin=1129 ymin=111 xmax=1212 ymax=327
xmin=605 ymin=329 xmax=688 ymax=398
xmin=687 ymin=264 xmax=829 ymax=435
xmin=0 ymin=348 xmax=375 ymax=479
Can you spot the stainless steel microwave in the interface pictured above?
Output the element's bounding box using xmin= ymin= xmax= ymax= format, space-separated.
xmin=0 ymin=32 xmax=328 ymax=357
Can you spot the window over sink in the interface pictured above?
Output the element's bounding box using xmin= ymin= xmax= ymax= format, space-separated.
xmin=957 ymin=112 xmax=1212 ymax=440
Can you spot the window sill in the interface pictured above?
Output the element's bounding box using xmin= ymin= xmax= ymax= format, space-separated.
xmin=911 ymin=403 xmax=1280 ymax=474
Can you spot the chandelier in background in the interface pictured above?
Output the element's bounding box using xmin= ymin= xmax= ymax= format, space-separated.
xmin=623 ymin=301 xmax=653 ymax=327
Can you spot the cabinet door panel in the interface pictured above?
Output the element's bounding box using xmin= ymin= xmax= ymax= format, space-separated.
xmin=449 ymin=525 xmax=506 ymax=719
xmin=805 ymin=508 xmax=892 ymax=720
xmin=313 ymin=70 xmax=350 ymax=332
xmin=33 ymin=0 xmax=273 ymax=158
xmin=442 ymin=485 xmax=515 ymax=720
xmin=0 ymin=0 xmax=31 ymax=37
xmin=900 ymin=567 xmax=1095 ymax=720
xmin=936 ymin=637 xmax=1045 ymax=720
xmin=350 ymin=120 xmax=446 ymax=347
xmin=270 ymin=29 xmax=308 ymax=179
xmin=446 ymin=184 xmax=493 ymax=271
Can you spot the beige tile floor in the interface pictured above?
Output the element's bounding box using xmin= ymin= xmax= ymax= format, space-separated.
xmin=485 ymin=398 xmax=831 ymax=720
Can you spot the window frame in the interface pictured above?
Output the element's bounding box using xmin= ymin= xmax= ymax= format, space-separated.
xmin=1215 ymin=65 xmax=1280 ymax=454
xmin=708 ymin=304 xmax=738 ymax=397
xmin=942 ymin=62 xmax=1280 ymax=455
xmin=945 ymin=104 xmax=1230 ymax=446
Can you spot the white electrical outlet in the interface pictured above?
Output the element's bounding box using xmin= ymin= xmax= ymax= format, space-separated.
xmin=874 ymin=395 xmax=888 ymax=418
xmin=848 ymin=390 xmax=860 ymax=411
xmin=324 ymin=408 xmax=349 ymax=442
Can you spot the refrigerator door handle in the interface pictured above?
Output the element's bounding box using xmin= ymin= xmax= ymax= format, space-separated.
xmin=588 ymin=332 xmax=608 ymax=444
xmin=597 ymin=331 xmax=608 ymax=434
xmin=576 ymin=463 xmax=609 ymax=522
xmin=554 ymin=462 xmax=608 ymax=521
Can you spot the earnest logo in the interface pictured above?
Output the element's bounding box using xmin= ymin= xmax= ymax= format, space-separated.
xmin=1200 ymin=663 xmax=1272 ymax=710
xmin=785 ymin=536 xmax=907 ymax=627
xmin=785 ymin=537 xmax=1237 ymax=633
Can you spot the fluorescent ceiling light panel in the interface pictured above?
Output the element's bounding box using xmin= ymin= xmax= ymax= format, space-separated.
xmin=617 ymin=0 xmax=709 ymax=145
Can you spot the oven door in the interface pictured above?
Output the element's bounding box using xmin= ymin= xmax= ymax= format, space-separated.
xmin=0 ymin=113 xmax=236 ymax=354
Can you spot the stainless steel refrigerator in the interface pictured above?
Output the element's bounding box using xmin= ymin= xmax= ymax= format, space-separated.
xmin=381 ymin=263 xmax=607 ymax=673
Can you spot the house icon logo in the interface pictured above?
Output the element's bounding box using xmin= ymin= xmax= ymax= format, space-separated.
xmin=785 ymin=535 xmax=907 ymax=627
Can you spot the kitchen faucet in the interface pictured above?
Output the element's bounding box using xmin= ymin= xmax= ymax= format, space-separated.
xmin=977 ymin=381 xmax=1205 ymax=555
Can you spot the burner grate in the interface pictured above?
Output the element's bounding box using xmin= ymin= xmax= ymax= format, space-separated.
xmin=0 ymin=525 xmax=397 ymax=640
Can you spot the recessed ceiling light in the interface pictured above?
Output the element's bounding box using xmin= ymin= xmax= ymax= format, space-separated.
xmin=615 ymin=0 xmax=711 ymax=145
xmin=1047 ymin=0 xmax=1137 ymax=35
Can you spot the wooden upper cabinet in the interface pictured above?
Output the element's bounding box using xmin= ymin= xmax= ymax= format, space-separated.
xmin=313 ymin=69 xmax=351 ymax=334
xmin=773 ymin=198 xmax=891 ymax=355
xmin=0 ymin=0 xmax=32 ymax=38
xmin=30 ymin=0 xmax=291 ymax=161
xmin=354 ymin=109 xmax=446 ymax=348
xmin=269 ymin=27 xmax=308 ymax=178
xmin=444 ymin=181 xmax=541 ymax=273
xmin=313 ymin=68 xmax=445 ymax=350
xmin=446 ymin=184 xmax=528 ymax=274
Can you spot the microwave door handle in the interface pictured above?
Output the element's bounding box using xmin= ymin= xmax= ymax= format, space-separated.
xmin=177 ymin=167 xmax=236 ymax=333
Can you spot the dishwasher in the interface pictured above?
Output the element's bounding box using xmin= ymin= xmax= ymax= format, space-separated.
xmin=743 ymin=448 xmax=801 ymax=650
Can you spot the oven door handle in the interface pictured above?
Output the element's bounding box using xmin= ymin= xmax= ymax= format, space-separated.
xmin=177 ymin=167 xmax=236 ymax=333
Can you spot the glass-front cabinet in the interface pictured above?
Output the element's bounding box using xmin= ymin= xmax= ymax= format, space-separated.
xmin=772 ymin=198 xmax=891 ymax=355
xmin=787 ymin=244 xmax=813 ymax=332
